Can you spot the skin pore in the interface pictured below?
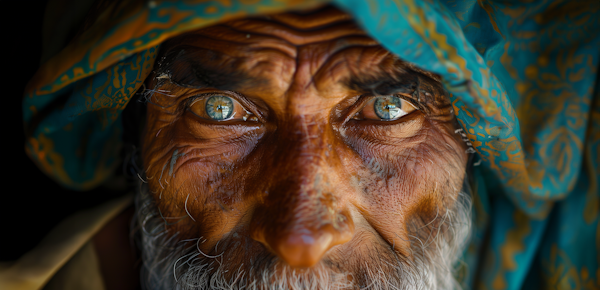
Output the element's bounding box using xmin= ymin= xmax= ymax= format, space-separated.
xmin=138 ymin=5 xmax=470 ymax=289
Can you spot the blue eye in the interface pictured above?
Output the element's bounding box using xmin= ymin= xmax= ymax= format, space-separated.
xmin=374 ymin=96 xmax=404 ymax=120
xmin=188 ymin=93 xmax=259 ymax=122
xmin=205 ymin=95 xmax=234 ymax=120
xmin=353 ymin=95 xmax=416 ymax=121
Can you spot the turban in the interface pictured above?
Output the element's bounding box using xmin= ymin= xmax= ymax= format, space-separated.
xmin=23 ymin=0 xmax=599 ymax=288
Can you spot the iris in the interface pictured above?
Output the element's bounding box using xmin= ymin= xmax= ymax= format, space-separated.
xmin=374 ymin=96 xmax=404 ymax=120
xmin=206 ymin=95 xmax=234 ymax=120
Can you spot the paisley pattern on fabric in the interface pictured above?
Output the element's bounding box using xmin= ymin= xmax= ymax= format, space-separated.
xmin=22 ymin=0 xmax=599 ymax=289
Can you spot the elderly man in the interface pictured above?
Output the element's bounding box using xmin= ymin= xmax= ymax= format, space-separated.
xmin=132 ymin=6 xmax=470 ymax=289
xmin=7 ymin=0 xmax=599 ymax=290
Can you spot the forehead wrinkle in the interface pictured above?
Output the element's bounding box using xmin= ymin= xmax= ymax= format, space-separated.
xmin=302 ymin=36 xmax=381 ymax=89
xmin=164 ymin=31 xmax=297 ymax=61
xmin=224 ymin=18 xmax=367 ymax=46
xmin=267 ymin=5 xmax=353 ymax=29
xmin=311 ymin=46 xmax=394 ymax=95
xmin=191 ymin=25 xmax=298 ymax=59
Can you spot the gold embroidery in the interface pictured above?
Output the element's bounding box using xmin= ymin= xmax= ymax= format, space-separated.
xmin=543 ymin=245 xmax=599 ymax=290
xmin=492 ymin=210 xmax=531 ymax=290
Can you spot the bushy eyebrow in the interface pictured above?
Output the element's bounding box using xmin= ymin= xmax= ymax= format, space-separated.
xmin=155 ymin=46 xmax=264 ymax=91
xmin=346 ymin=73 xmax=420 ymax=97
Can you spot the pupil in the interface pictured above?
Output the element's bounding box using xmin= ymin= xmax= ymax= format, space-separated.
xmin=374 ymin=96 xmax=403 ymax=120
xmin=206 ymin=96 xmax=234 ymax=120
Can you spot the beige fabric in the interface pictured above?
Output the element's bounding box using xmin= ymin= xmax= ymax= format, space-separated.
xmin=0 ymin=194 xmax=132 ymax=290
xmin=42 ymin=241 xmax=105 ymax=290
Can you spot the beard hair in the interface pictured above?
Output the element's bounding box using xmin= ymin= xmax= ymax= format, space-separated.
xmin=132 ymin=179 xmax=472 ymax=290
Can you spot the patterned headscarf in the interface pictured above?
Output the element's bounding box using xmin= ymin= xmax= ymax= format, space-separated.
xmin=23 ymin=0 xmax=599 ymax=289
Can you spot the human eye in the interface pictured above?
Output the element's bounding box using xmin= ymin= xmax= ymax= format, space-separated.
xmin=187 ymin=93 xmax=258 ymax=122
xmin=352 ymin=95 xmax=417 ymax=121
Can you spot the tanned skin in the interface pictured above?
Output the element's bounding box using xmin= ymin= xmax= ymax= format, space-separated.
xmin=136 ymin=4 xmax=468 ymax=281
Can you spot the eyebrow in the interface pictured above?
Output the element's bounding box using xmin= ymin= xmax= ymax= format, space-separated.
xmin=346 ymin=73 xmax=419 ymax=96
xmin=157 ymin=45 xmax=445 ymax=106
xmin=345 ymin=68 xmax=445 ymax=105
xmin=156 ymin=46 xmax=264 ymax=91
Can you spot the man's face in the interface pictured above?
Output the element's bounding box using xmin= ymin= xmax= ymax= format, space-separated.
xmin=138 ymin=5 xmax=470 ymax=289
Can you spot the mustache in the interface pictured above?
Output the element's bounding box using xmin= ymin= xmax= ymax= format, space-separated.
xmin=132 ymin=180 xmax=471 ymax=290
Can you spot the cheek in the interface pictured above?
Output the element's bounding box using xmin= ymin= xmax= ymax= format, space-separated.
xmin=341 ymin=119 xmax=467 ymax=250
xmin=141 ymin=109 xmax=265 ymax=240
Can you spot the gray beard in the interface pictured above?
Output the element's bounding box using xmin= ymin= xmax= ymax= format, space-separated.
xmin=133 ymin=181 xmax=471 ymax=290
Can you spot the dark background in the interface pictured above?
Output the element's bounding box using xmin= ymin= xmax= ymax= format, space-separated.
xmin=4 ymin=1 xmax=128 ymax=262
xmin=5 ymin=1 xmax=51 ymax=262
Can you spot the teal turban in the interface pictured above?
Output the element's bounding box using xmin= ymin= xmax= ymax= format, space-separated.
xmin=23 ymin=0 xmax=599 ymax=289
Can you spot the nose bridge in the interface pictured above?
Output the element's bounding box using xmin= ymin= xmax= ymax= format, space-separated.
xmin=288 ymin=114 xmax=328 ymax=187
xmin=250 ymin=113 xmax=354 ymax=267
xmin=270 ymin=114 xmax=335 ymax=227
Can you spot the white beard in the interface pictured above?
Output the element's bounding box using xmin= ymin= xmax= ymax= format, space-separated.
xmin=133 ymin=180 xmax=471 ymax=290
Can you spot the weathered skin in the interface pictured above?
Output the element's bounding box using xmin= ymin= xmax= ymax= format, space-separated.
xmin=141 ymin=4 xmax=468 ymax=276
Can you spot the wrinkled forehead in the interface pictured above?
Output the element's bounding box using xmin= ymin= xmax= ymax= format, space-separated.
xmin=153 ymin=5 xmax=445 ymax=104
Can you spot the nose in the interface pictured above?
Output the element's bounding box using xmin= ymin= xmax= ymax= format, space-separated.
xmin=249 ymin=119 xmax=354 ymax=268
xmin=253 ymin=214 xmax=354 ymax=268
